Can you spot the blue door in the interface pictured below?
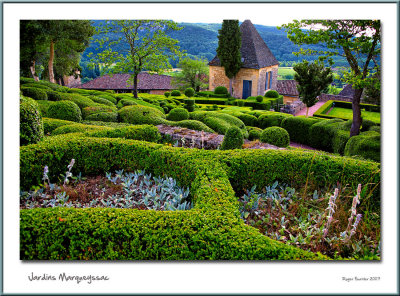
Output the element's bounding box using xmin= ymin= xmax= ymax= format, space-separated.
xmin=242 ymin=80 xmax=252 ymax=99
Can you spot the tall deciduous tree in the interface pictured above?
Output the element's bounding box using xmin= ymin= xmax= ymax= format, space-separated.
xmin=91 ymin=20 xmax=184 ymax=98
xmin=20 ymin=20 xmax=94 ymax=83
xmin=216 ymin=20 xmax=242 ymax=96
xmin=20 ymin=20 xmax=48 ymax=80
xmin=280 ymin=20 xmax=380 ymax=136
xmin=172 ymin=57 xmax=209 ymax=91
xmin=293 ymin=60 xmax=333 ymax=117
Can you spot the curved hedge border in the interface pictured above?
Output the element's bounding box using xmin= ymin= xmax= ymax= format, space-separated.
xmin=20 ymin=135 xmax=380 ymax=260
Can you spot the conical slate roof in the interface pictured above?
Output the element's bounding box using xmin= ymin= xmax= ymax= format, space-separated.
xmin=209 ymin=19 xmax=279 ymax=69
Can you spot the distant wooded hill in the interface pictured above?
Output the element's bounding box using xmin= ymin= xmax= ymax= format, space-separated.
xmin=81 ymin=21 xmax=349 ymax=69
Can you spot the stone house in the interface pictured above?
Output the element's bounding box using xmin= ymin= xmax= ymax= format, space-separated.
xmin=208 ymin=19 xmax=279 ymax=99
xmin=276 ymin=80 xmax=299 ymax=104
xmin=77 ymin=73 xmax=173 ymax=94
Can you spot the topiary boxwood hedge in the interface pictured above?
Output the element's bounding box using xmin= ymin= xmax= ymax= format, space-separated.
xmin=20 ymin=87 xmax=48 ymax=101
xmin=47 ymin=100 xmax=82 ymax=122
xmin=20 ymin=135 xmax=379 ymax=260
xmin=260 ymin=126 xmax=290 ymax=148
xmin=118 ymin=105 xmax=166 ymax=125
xmin=86 ymin=125 xmax=161 ymax=143
xmin=20 ymin=96 xmax=44 ymax=146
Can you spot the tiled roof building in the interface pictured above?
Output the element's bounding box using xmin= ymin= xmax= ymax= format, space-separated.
xmin=276 ymin=80 xmax=299 ymax=104
xmin=77 ymin=73 xmax=172 ymax=94
xmin=209 ymin=20 xmax=279 ymax=99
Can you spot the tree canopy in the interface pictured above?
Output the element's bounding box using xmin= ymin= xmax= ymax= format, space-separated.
xmin=280 ymin=20 xmax=380 ymax=136
xmin=20 ymin=20 xmax=94 ymax=84
xmin=171 ymin=57 xmax=209 ymax=91
xmin=294 ymin=60 xmax=333 ymax=117
xmin=90 ymin=20 xmax=184 ymax=98
xmin=216 ymin=20 xmax=242 ymax=96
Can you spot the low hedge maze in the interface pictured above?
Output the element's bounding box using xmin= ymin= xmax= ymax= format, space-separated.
xmin=20 ymin=135 xmax=380 ymax=260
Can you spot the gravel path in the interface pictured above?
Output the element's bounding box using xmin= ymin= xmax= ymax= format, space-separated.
xmin=294 ymin=101 xmax=326 ymax=117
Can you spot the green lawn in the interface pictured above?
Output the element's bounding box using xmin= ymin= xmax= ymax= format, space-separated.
xmin=328 ymin=107 xmax=381 ymax=124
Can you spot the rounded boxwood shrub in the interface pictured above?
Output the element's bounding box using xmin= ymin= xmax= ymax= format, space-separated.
xmin=36 ymin=100 xmax=56 ymax=117
xmin=170 ymin=90 xmax=181 ymax=96
xmin=221 ymin=126 xmax=244 ymax=150
xmin=20 ymin=96 xmax=44 ymax=145
xmin=21 ymin=87 xmax=48 ymax=101
xmin=237 ymin=100 xmax=245 ymax=107
xmin=260 ymin=126 xmax=290 ymax=147
xmin=264 ymin=90 xmax=279 ymax=98
xmin=47 ymin=100 xmax=82 ymax=122
xmin=203 ymin=117 xmax=231 ymax=135
xmin=118 ymin=105 xmax=166 ymax=125
xmin=166 ymin=108 xmax=189 ymax=121
xmin=344 ymin=133 xmax=380 ymax=162
xmin=258 ymin=112 xmax=293 ymax=129
xmin=256 ymin=95 xmax=263 ymax=102
xmin=184 ymin=99 xmax=195 ymax=106
xmin=184 ymin=88 xmax=195 ymax=98
xmin=214 ymin=86 xmax=228 ymax=95
xmin=86 ymin=112 xmax=118 ymax=122
xmin=164 ymin=92 xmax=170 ymax=98
xmin=88 ymin=96 xmax=116 ymax=107
xmin=248 ymin=127 xmax=262 ymax=141
xmin=45 ymin=90 xmax=63 ymax=101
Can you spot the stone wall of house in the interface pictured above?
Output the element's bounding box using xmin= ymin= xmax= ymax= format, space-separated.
xmin=318 ymin=93 xmax=353 ymax=102
xmin=150 ymin=89 xmax=169 ymax=95
xmin=283 ymin=95 xmax=299 ymax=104
xmin=209 ymin=65 xmax=279 ymax=98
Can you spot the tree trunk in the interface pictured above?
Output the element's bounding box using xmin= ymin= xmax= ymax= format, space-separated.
xmin=229 ymin=78 xmax=233 ymax=96
xmin=48 ymin=40 xmax=55 ymax=84
xmin=305 ymin=107 xmax=309 ymax=118
xmin=350 ymin=88 xmax=364 ymax=137
xmin=30 ymin=60 xmax=39 ymax=81
xmin=133 ymin=74 xmax=138 ymax=98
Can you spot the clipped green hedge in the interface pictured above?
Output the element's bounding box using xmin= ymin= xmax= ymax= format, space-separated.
xmin=47 ymin=100 xmax=82 ymax=122
xmin=86 ymin=112 xmax=118 ymax=123
xmin=221 ymin=126 xmax=244 ymax=150
xmin=52 ymin=124 xmax=111 ymax=135
xmin=36 ymin=100 xmax=56 ymax=117
xmin=20 ymin=135 xmax=380 ymax=260
xmin=88 ymin=95 xmax=116 ymax=107
xmin=314 ymin=100 xmax=381 ymax=120
xmin=260 ymin=126 xmax=290 ymax=148
xmin=20 ymin=96 xmax=44 ymax=146
xmin=20 ymin=87 xmax=48 ymax=101
xmin=344 ymin=132 xmax=380 ymax=162
xmin=118 ymin=105 xmax=166 ymax=125
xmin=86 ymin=125 xmax=161 ymax=143
xmin=57 ymin=93 xmax=99 ymax=110
xmin=42 ymin=118 xmax=77 ymax=134
xmin=258 ymin=112 xmax=293 ymax=129
xmin=166 ymin=108 xmax=189 ymax=121
xmin=82 ymin=106 xmax=117 ymax=119
xmin=169 ymin=120 xmax=214 ymax=133
xmin=308 ymin=119 xmax=345 ymax=152
xmin=281 ymin=116 xmax=321 ymax=146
